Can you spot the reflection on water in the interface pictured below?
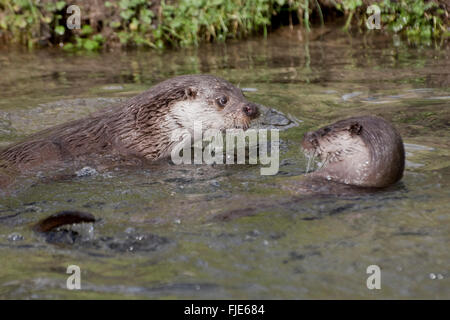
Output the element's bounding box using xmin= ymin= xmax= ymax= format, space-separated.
xmin=0 ymin=27 xmax=449 ymax=299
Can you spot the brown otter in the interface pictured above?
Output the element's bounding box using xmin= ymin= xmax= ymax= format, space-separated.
xmin=0 ymin=74 xmax=259 ymax=187
xmin=213 ymin=116 xmax=406 ymax=221
xmin=301 ymin=115 xmax=405 ymax=188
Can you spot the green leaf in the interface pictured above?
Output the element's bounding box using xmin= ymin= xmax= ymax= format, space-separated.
xmin=93 ymin=34 xmax=104 ymax=42
xmin=55 ymin=25 xmax=65 ymax=35
xmin=17 ymin=17 xmax=27 ymax=29
xmin=56 ymin=1 xmax=66 ymax=11
xmin=155 ymin=39 xmax=164 ymax=49
xmin=81 ymin=25 xmax=93 ymax=36
xmin=130 ymin=17 xmax=139 ymax=31
xmin=83 ymin=39 xmax=100 ymax=51
xmin=110 ymin=21 xmax=121 ymax=29
xmin=63 ymin=43 xmax=74 ymax=51
xmin=120 ymin=9 xmax=134 ymax=21
xmin=119 ymin=0 xmax=130 ymax=10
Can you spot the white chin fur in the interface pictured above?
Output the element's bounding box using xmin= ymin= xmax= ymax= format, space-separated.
xmin=169 ymin=100 xmax=227 ymax=132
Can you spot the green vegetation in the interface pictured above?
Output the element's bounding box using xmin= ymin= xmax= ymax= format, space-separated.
xmin=0 ymin=0 xmax=447 ymax=51
xmin=337 ymin=0 xmax=447 ymax=39
xmin=0 ymin=0 xmax=67 ymax=48
xmin=380 ymin=0 xmax=447 ymax=39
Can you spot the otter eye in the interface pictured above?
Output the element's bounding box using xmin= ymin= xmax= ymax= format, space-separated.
xmin=216 ymin=96 xmax=228 ymax=108
xmin=349 ymin=123 xmax=362 ymax=135
xmin=312 ymin=138 xmax=319 ymax=147
xmin=320 ymin=127 xmax=331 ymax=136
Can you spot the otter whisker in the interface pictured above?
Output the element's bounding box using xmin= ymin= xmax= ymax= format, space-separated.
xmin=300 ymin=116 xmax=405 ymax=188
xmin=318 ymin=153 xmax=331 ymax=170
xmin=303 ymin=149 xmax=318 ymax=173
xmin=306 ymin=152 xmax=314 ymax=173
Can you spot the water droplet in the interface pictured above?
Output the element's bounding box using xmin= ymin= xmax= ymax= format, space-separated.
xmin=76 ymin=166 xmax=98 ymax=177
xmin=102 ymin=172 xmax=113 ymax=178
xmin=8 ymin=233 xmax=24 ymax=241
xmin=125 ymin=227 xmax=135 ymax=234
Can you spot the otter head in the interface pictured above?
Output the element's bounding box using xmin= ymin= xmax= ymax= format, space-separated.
xmin=120 ymin=74 xmax=259 ymax=159
xmin=302 ymin=116 xmax=405 ymax=188
xmin=166 ymin=74 xmax=259 ymax=132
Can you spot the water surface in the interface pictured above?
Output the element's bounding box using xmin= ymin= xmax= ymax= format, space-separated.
xmin=0 ymin=27 xmax=449 ymax=299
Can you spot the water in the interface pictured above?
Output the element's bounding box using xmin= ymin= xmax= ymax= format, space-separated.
xmin=0 ymin=27 xmax=449 ymax=299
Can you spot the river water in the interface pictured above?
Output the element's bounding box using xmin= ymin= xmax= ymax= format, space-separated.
xmin=0 ymin=27 xmax=448 ymax=299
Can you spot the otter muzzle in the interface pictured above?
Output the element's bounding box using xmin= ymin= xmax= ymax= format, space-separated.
xmin=242 ymin=103 xmax=259 ymax=119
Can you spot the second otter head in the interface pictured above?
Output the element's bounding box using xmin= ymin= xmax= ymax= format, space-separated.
xmin=302 ymin=116 xmax=405 ymax=188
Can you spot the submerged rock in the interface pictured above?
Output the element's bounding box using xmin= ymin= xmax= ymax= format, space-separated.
xmin=7 ymin=232 xmax=24 ymax=242
xmin=34 ymin=210 xmax=96 ymax=233
xmin=250 ymin=104 xmax=300 ymax=130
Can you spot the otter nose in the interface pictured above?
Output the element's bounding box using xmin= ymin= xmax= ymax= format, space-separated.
xmin=303 ymin=131 xmax=315 ymax=141
xmin=302 ymin=131 xmax=319 ymax=149
xmin=242 ymin=104 xmax=258 ymax=119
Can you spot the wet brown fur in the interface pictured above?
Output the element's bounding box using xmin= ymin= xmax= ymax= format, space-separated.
xmin=0 ymin=75 xmax=258 ymax=187
xmin=302 ymin=116 xmax=405 ymax=188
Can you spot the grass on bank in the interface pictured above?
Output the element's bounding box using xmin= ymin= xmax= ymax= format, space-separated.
xmin=0 ymin=0 xmax=448 ymax=51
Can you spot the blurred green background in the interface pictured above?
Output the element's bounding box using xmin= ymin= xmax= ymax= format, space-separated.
xmin=0 ymin=0 xmax=448 ymax=51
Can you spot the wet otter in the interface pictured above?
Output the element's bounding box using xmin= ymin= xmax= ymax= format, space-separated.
xmin=213 ymin=116 xmax=405 ymax=221
xmin=0 ymin=74 xmax=259 ymax=187
xmin=301 ymin=115 xmax=405 ymax=188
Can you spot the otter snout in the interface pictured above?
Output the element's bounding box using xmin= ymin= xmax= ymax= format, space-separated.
xmin=302 ymin=131 xmax=319 ymax=150
xmin=242 ymin=103 xmax=259 ymax=119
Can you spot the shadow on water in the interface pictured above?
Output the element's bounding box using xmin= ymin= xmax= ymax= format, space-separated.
xmin=0 ymin=27 xmax=449 ymax=299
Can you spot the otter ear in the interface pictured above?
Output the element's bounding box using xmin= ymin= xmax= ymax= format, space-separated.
xmin=185 ymin=87 xmax=197 ymax=99
xmin=349 ymin=122 xmax=362 ymax=135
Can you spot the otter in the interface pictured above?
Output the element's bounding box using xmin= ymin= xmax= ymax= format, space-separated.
xmin=0 ymin=74 xmax=259 ymax=187
xmin=28 ymin=116 xmax=405 ymax=228
xmin=301 ymin=115 xmax=405 ymax=188
xmin=213 ymin=116 xmax=406 ymax=221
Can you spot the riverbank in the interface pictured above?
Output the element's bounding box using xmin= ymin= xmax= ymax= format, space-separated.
xmin=0 ymin=0 xmax=448 ymax=51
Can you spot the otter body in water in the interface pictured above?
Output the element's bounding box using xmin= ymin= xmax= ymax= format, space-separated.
xmin=279 ymin=115 xmax=405 ymax=196
xmin=0 ymin=75 xmax=259 ymax=186
xmin=301 ymin=115 xmax=405 ymax=188
xmin=214 ymin=116 xmax=406 ymax=221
